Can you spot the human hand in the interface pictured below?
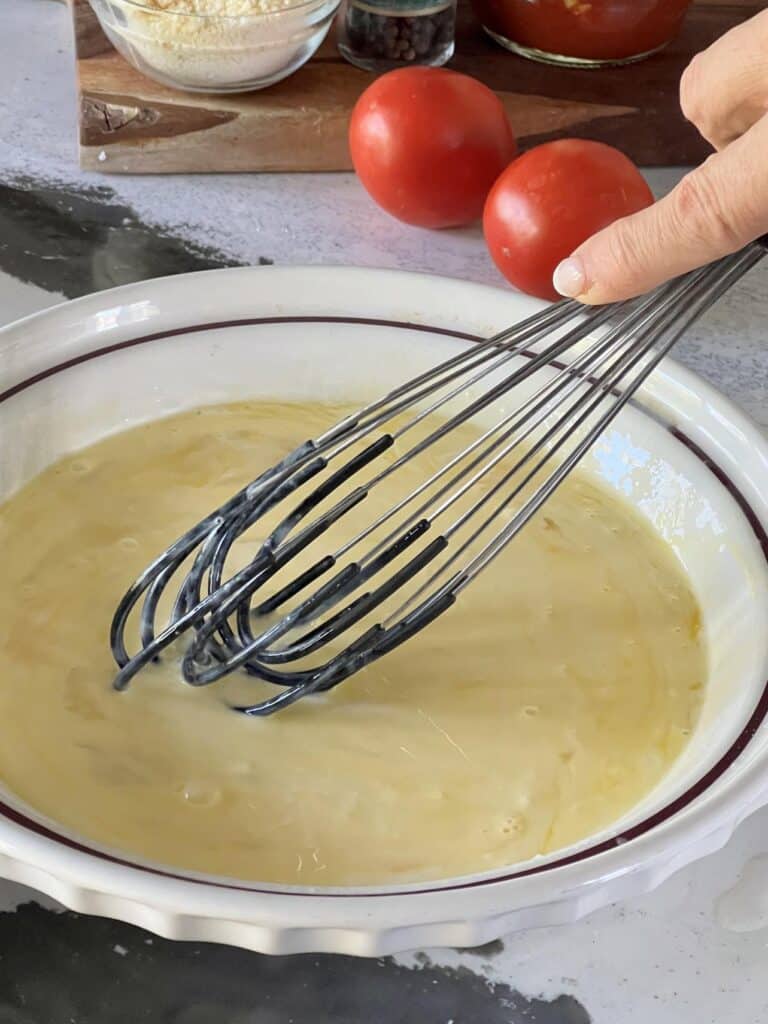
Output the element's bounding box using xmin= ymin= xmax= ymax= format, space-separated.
xmin=552 ymin=10 xmax=768 ymax=304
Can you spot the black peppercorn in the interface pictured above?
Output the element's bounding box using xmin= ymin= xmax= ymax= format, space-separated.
xmin=339 ymin=0 xmax=457 ymax=72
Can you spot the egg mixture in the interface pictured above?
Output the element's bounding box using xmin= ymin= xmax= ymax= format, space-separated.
xmin=0 ymin=400 xmax=704 ymax=885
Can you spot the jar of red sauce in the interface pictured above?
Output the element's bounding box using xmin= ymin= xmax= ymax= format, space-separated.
xmin=471 ymin=0 xmax=694 ymax=67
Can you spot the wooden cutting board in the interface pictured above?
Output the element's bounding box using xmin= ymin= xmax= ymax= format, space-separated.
xmin=71 ymin=0 xmax=759 ymax=173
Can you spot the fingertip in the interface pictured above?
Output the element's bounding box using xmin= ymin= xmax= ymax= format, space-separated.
xmin=552 ymin=257 xmax=587 ymax=299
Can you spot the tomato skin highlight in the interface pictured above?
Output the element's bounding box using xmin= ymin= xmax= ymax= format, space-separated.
xmin=483 ymin=139 xmax=654 ymax=301
xmin=349 ymin=68 xmax=517 ymax=229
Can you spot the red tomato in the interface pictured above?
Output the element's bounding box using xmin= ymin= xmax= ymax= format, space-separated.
xmin=483 ymin=140 xmax=654 ymax=301
xmin=349 ymin=68 xmax=517 ymax=229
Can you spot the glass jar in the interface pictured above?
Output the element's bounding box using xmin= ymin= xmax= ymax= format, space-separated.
xmin=471 ymin=0 xmax=694 ymax=67
xmin=338 ymin=0 xmax=457 ymax=72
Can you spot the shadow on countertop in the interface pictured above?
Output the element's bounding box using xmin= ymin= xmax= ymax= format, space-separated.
xmin=0 ymin=177 xmax=269 ymax=299
xmin=1 ymin=903 xmax=591 ymax=1024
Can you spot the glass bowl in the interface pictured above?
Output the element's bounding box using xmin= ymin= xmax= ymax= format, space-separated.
xmin=88 ymin=0 xmax=341 ymax=93
xmin=471 ymin=0 xmax=694 ymax=68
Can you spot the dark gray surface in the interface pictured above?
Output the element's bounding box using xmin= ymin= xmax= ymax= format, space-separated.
xmin=0 ymin=178 xmax=249 ymax=299
xmin=0 ymin=904 xmax=591 ymax=1024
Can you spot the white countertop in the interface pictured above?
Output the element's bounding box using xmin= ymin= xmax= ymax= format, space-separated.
xmin=1 ymin=2 xmax=768 ymax=1022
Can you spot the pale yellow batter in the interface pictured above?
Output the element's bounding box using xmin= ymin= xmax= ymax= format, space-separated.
xmin=0 ymin=401 xmax=704 ymax=885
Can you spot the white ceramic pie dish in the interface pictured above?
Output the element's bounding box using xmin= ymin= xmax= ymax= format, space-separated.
xmin=1 ymin=265 xmax=767 ymax=956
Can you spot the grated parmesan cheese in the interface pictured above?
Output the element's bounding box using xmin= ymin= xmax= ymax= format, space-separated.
xmin=99 ymin=0 xmax=334 ymax=90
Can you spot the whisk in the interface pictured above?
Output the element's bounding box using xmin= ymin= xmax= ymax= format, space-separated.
xmin=111 ymin=241 xmax=766 ymax=715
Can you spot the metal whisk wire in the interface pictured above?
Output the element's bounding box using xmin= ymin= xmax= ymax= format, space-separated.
xmin=111 ymin=242 xmax=766 ymax=714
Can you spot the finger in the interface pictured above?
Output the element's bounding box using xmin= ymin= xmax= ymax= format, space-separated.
xmin=552 ymin=114 xmax=768 ymax=304
xmin=680 ymin=9 xmax=768 ymax=150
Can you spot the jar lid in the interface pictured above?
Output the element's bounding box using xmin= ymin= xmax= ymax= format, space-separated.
xmin=348 ymin=0 xmax=452 ymax=14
